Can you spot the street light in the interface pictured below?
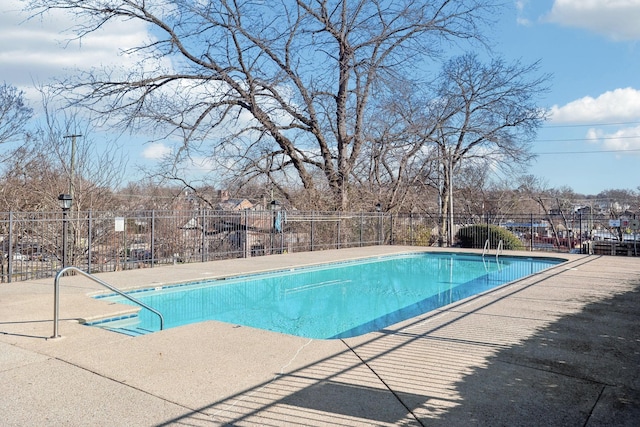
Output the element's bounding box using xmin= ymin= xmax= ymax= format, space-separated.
xmin=269 ymin=199 xmax=281 ymax=211
xmin=269 ymin=200 xmax=282 ymax=253
xmin=58 ymin=194 xmax=72 ymax=268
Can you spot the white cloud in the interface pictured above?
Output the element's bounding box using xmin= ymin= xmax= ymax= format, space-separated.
xmin=544 ymin=0 xmax=640 ymax=40
xmin=142 ymin=143 xmax=172 ymax=160
xmin=0 ymin=0 xmax=155 ymax=93
xmin=549 ymin=87 xmax=640 ymax=123
xmin=189 ymin=156 xmax=217 ymax=173
xmin=586 ymin=125 xmax=640 ymax=153
xmin=515 ymin=1 xmax=532 ymax=26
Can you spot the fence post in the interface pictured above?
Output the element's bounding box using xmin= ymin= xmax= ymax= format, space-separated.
xmin=87 ymin=210 xmax=93 ymax=272
xmin=8 ymin=211 xmax=13 ymax=283
xmin=151 ymin=210 xmax=155 ymax=267
xmin=311 ymin=211 xmax=315 ymax=251
xmin=579 ymin=212 xmax=583 ymax=251
xmin=486 ymin=213 xmax=490 ymax=250
xmin=359 ymin=211 xmax=363 ymax=247
xmin=244 ymin=210 xmax=248 ymax=258
xmin=530 ymin=213 xmax=534 ymax=252
xmin=123 ymin=214 xmax=128 ymax=270
xmin=201 ymin=208 xmax=206 ymax=263
xmin=410 ymin=212 xmax=414 ymax=246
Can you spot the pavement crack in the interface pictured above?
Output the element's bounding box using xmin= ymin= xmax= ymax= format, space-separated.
xmin=341 ymin=338 xmax=425 ymax=427
xmin=583 ymin=385 xmax=606 ymax=427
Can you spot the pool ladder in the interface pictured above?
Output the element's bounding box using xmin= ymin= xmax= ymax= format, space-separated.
xmin=51 ymin=266 xmax=164 ymax=339
xmin=482 ymin=239 xmax=503 ymax=260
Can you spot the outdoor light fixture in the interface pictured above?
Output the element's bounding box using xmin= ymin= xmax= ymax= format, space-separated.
xmin=58 ymin=194 xmax=72 ymax=210
xmin=269 ymin=200 xmax=281 ymax=211
xmin=58 ymin=194 xmax=72 ymax=268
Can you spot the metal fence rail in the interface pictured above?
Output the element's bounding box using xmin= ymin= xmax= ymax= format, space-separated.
xmin=1 ymin=209 xmax=637 ymax=283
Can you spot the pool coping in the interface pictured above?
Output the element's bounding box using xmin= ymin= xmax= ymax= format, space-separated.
xmin=87 ymin=251 xmax=568 ymax=338
xmin=2 ymin=246 xmax=639 ymax=426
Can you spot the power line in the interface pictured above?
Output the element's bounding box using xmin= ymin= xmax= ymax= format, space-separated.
xmin=535 ymin=148 xmax=640 ymax=155
xmin=535 ymin=135 xmax=640 ymax=143
xmin=544 ymin=121 xmax=640 ymax=128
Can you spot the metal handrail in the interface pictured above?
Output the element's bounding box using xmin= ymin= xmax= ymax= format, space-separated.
xmin=496 ymin=239 xmax=504 ymax=260
xmin=52 ymin=266 xmax=164 ymax=338
xmin=482 ymin=239 xmax=490 ymax=257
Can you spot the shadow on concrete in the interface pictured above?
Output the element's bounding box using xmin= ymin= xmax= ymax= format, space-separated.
xmin=426 ymin=282 xmax=640 ymax=426
xmin=0 ymin=319 xmax=56 ymax=340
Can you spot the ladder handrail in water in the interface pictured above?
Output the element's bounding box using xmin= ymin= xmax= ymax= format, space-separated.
xmin=52 ymin=266 xmax=164 ymax=338
xmin=482 ymin=239 xmax=490 ymax=257
xmin=482 ymin=239 xmax=504 ymax=259
xmin=496 ymin=239 xmax=504 ymax=260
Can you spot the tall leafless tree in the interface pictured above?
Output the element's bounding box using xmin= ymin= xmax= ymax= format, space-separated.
xmin=423 ymin=54 xmax=549 ymax=244
xmin=0 ymin=82 xmax=33 ymax=148
xmin=0 ymin=87 xmax=127 ymax=214
xmin=25 ymin=0 xmax=499 ymax=209
xmin=354 ymin=83 xmax=440 ymax=212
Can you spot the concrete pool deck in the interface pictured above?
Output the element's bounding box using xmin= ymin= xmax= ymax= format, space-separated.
xmin=1 ymin=246 xmax=639 ymax=426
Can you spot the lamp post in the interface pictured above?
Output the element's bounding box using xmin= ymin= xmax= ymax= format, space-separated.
xmin=270 ymin=200 xmax=282 ymax=253
xmin=58 ymin=194 xmax=72 ymax=268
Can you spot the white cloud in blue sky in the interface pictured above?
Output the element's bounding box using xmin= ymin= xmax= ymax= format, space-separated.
xmin=142 ymin=143 xmax=172 ymax=160
xmin=587 ymin=125 xmax=640 ymax=152
xmin=0 ymin=0 xmax=158 ymax=100
xmin=544 ymin=0 xmax=640 ymax=41
xmin=515 ymin=1 xmax=533 ymax=26
xmin=550 ymin=88 xmax=640 ymax=123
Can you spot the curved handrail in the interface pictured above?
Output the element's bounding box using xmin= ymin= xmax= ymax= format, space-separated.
xmin=52 ymin=266 xmax=164 ymax=338
xmin=482 ymin=239 xmax=490 ymax=257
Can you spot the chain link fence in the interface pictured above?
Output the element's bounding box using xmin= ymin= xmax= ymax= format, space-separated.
xmin=1 ymin=209 xmax=637 ymax=283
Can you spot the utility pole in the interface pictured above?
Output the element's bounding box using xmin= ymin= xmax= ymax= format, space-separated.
xmin=63 ymin=134 xmax=81 ymax=269
xmin=63 ymin=134 xmax=82 ymax=201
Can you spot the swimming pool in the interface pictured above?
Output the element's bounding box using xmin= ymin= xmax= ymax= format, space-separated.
xmin=89 ymin=252 xmax=563 ymax=338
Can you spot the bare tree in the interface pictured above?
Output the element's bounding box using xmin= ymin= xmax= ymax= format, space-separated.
xmin=353 ymin=83 xmax=440 ymax=212
xmin=353 ymin=53 xmax=549 ymax=227
xmin=517 ymin=175 xmax=579 ymax=248
xmin=423 ymin=54 xmax=549 ymax=244
xmin=0 ymin=91 xmax=129 ymax=269
xmin=25 ymin=0 xmax=499 ymax=209
xmin=0 ymin=82 xmax=33 ymax=147
xmin=9 ymin=88 xmax=127 ymax=211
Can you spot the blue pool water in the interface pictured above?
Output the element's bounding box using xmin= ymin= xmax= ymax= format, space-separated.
xmin=90 ymin=252 xmax=563 ymax=339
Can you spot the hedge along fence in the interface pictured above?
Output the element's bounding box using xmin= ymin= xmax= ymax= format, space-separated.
xmin=456 ymin=224 xmax=525 ymax=251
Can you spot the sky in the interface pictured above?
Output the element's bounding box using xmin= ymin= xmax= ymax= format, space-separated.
xmin=1 ymin=0 xmax=639 ymax=196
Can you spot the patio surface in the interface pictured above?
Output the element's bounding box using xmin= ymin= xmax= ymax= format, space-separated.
xmin=1 ymin=246 xmax=639 ymax=426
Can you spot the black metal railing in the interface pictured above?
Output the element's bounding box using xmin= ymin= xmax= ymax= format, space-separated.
xmin=1 ymin=209 xmax=637 ymax=282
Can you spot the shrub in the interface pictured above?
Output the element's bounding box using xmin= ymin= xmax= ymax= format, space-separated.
xmin=456 ymin=224 xmax=525 ymax=250
xmin=411 ymin=225 xmax=432 ymax=246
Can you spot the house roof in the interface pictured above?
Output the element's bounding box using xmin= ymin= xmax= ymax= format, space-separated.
xmin=216 ymin=198 xmax=254 ymax=211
